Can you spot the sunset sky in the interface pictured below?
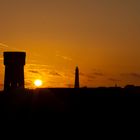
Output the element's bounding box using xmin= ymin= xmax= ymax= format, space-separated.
xmin=0 ymin=0 xmax=140 ymax=89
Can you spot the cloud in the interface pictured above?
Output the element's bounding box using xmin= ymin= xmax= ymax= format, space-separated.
xmin=49 ymin=71 xmax=62 ymax=77
xmin=0 ymin=43 xmax=9 ymax=48
xmin=129 ymin=73 xmax=140 ymax=78
xmin=122 ymin=73 xmax=140 ymax=79
xmin=80 ymin=71 xmax=104 ymax=79
xmin=0 ymin=42 xmax=19 ymax=52
xmin=26 ymin=63 xmax=52 ymax=69
xmin=80 ymin=72 xmax=96 ymax=79
xmin=108 ymin=78 xmax=120 ymax=82
xmin=29 ymin=70 xmax=40 ymax=74
xmin=0 ymin=43 xmax=9 ymax=55
xmin=56 ymin=54 xmax=72 ymax=61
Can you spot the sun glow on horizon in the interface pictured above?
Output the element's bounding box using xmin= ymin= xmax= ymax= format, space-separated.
xmin=34 ymin=79 xmax=43 ymax=87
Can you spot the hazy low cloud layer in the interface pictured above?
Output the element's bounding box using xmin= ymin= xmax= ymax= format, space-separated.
xmin=121 ymin=73 xmax=140 ymax=79
xmin=108 ymin=78 xmax=121 ymax=82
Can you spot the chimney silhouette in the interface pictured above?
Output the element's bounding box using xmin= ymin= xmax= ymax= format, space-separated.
xmin=4 ymin=52 xmax=26 ymax=91
xmin=74 ymin=66 xmax=80 ymax=88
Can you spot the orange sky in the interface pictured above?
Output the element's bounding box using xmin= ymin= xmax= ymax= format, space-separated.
xmin=0 ymin=0 xmax=140 ymax=89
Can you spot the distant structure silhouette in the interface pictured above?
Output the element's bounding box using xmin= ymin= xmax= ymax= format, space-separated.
xmin=74 ymin=66 xmax=80 ymax=88
xmin=4 ymin=52 xmax=26 ymax=91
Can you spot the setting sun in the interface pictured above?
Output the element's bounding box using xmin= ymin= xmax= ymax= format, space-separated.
xmin=34 ymin=79 xmax=43 ymax=87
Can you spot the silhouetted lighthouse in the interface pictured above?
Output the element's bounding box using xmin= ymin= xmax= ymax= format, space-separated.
xmin=74 ymin=66 xmax=80 ymax=88
xmin=4 ymin=52 xmax=26 ymax=91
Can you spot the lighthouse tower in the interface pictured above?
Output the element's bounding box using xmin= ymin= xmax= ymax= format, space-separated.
xmin=74 ymin=66 xmax=80 ymax=88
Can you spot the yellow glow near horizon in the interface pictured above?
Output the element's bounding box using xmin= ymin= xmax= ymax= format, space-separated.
xmin=34 ymin=79 xmax=43 ymax=87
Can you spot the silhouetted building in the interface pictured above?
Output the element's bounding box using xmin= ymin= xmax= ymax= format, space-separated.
xmin=74 ymin=66 xmax=80 ymax=88
xmin=4 ymin=52 xmax=26 ymax=91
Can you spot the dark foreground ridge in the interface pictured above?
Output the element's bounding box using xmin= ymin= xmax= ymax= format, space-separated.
xmin=0 ymin=87 xmax=140 ymax=120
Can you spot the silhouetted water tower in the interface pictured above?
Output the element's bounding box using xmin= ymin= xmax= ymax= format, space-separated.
xmin=74 ymin=66 xmax=80 ymax=88
xmin=4 ymin=52 xmax=26 ymax=91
